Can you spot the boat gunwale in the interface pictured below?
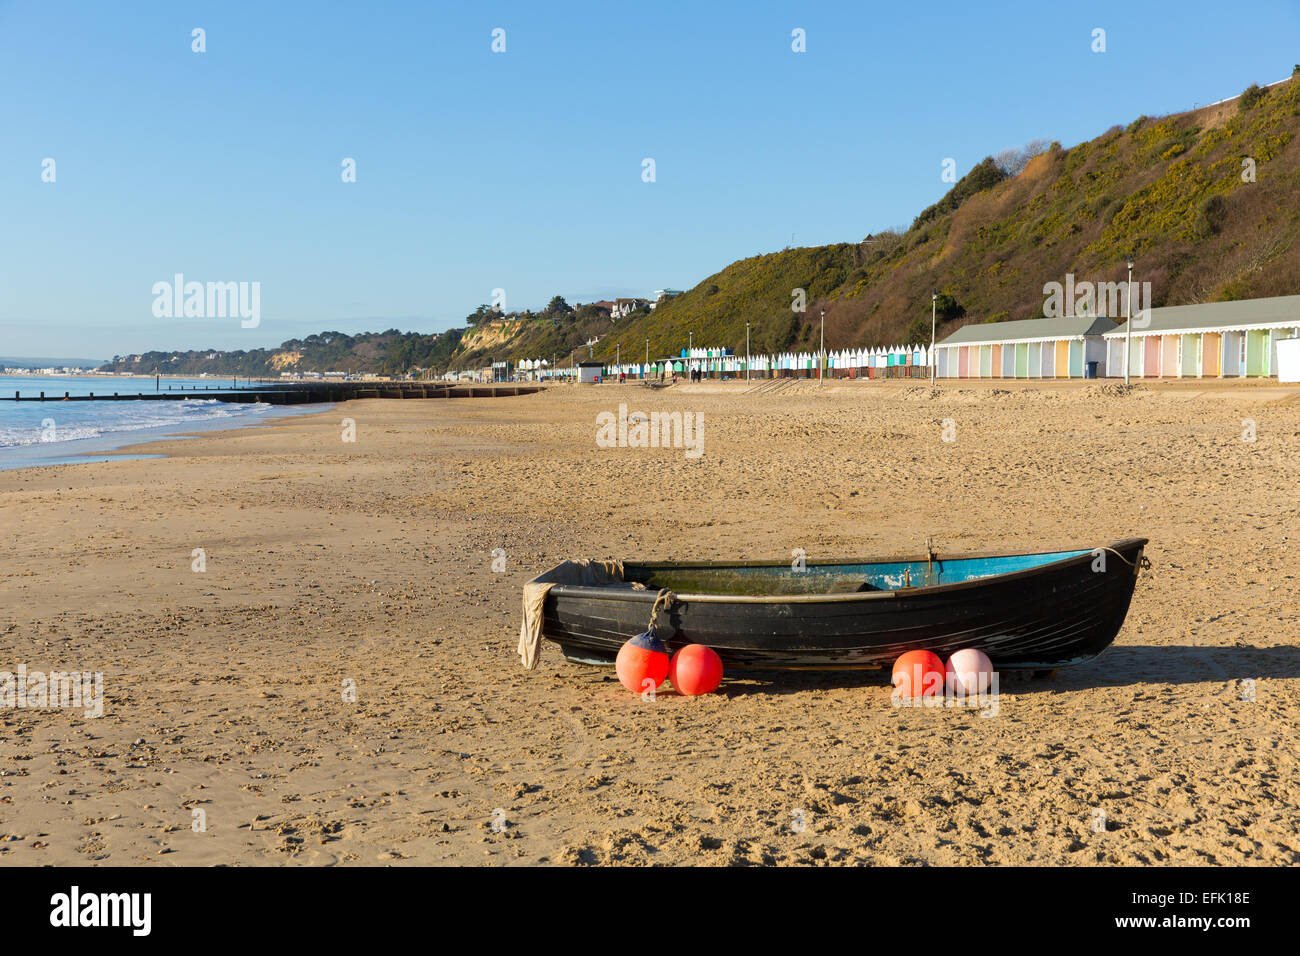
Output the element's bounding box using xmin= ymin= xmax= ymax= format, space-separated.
xmin=537 ymin=538 xmax=1148 ymax=606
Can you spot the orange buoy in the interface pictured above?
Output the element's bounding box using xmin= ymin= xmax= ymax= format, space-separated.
xmin=669 ymin=644 xmax=723 ymax=695
xmin=891 ymin=649 xmax=944 ymax=698
xmin=945 ymin=648 xmax=994 ymax=696
xmin=615 ymin=629 xmax=670 ymax=695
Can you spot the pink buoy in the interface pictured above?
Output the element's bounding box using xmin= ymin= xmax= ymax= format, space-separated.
xmin=945 ymin=648 xmax=994 ymax=696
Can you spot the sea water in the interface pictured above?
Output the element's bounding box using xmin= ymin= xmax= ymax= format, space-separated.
xmin=0 ymin=375 xmax=317 ymax=470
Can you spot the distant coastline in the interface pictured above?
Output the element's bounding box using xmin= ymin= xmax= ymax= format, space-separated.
xmin=1 ymin=371 xmax=275 ymax=381
xmin=0 ymin=356 xmax=106 ymax=369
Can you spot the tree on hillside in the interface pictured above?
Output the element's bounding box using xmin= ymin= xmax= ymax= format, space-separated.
xmin=993 ymin=138 xmax=1052 ymax=177
xmin=466 ymin=304 xmax=496 ymax=325
xmin=1238 ymin=83 xmax=1265 ymax=113
xmin=912 ymin=157 xmax=1008 ymax=228
xmin=934 ymin=292 xmax=965 ymax=322
xmin=573 ymin=303 xmax=607 ymax=322
xmin=905 ymin=291 xmax=965 ymax=344
xmin=545 ymin=295 xmax=573 ymax=315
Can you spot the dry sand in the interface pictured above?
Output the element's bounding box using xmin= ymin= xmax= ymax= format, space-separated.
xmin=1 ymin=379 xmax=1298 ymax=866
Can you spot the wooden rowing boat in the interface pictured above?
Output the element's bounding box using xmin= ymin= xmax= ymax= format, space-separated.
xmin=530 ymin=538 xmax=1148 ymax=670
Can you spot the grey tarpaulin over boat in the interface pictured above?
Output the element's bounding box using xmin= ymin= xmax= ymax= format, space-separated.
xmin=518 ymin=559 xmax=639 ymax=668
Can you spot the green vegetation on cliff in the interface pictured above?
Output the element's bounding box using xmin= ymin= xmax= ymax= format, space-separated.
xmin=99 ymin=329 xmax=463 ymax=377
xmin=105 ymin=75 xmax=1300 ymax=376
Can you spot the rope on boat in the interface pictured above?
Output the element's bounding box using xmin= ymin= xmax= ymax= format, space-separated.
xmin=647 ymin=588 xmax=678 ymax=631
xmin=1099 ymin=547 xmax=1152 ymax=571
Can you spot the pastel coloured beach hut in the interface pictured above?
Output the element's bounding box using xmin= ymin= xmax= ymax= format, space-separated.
xmin=933 ymin=316 xmax=1115 ymax=379
xmin=1103 ymin=294 xmax=1300 ymax=378
xmin=1278 ymin=338 xmax=1300 ymax=382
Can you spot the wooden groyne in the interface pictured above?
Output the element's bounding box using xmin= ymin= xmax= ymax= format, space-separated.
xmin=1 ymin=382 xmax=542 ymax=405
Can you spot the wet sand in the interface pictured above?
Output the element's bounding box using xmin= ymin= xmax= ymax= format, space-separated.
xmin=1 ymin=379 xmax=1298 ymax=865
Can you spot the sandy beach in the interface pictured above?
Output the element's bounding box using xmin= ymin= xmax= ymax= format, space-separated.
xmin=1 ymin=380 xmax=1298 ymax=866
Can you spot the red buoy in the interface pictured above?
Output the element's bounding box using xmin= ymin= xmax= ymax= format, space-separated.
xmin=669 ymin=644 xmax=723 ymax=695
xmin=891 ymin=650 xmax=944 ymax=699
xmin=615 ymin=630 xmax=670 ymax=695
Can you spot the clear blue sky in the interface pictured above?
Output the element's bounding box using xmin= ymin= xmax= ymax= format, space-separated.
xmin=2 ymin=0 xmax=1297 ymax=359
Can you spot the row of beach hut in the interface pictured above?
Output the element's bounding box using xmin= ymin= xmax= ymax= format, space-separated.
xmin=591 ymin=345 xmax=931 ymax=379
xmin=1102 ymin=297 xmax=1300 ymax=379
xmin=521 ymin=293 xmax=1300 ymax=383
xmin=933 ymin=317 xmax=1111 ymax=379
xmin=932 ymin=294 xmax=1300 ymax=379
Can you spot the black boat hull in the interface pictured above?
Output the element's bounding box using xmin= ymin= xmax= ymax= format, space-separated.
xmin=540 ymin=539 xmax=1147 ymax=670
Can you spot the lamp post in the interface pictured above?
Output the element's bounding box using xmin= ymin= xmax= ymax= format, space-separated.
xmin=746 ymin=322 xmax=751 ymax=383
xmin=819 ymin=309 xmax=825 ymax=385
xmin=615 ymin=342 xmax=620 ymax=374
xmin=930 ymin=292 xmax=938 ymax=386
xmin=1125 ymin=257 xmax=1134 ymax=385
xmin=688 ymin=331 xmax=693 ymax=379
xmin=645 ymin=338 xmax=649 ymax=379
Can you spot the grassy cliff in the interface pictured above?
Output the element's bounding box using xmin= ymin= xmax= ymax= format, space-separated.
xmin=106 ymin=73 xmax=1300 ymax=376
xmin=587 ymin=74 xmax=1300 ymax=360
xmin=98 ymin=329 xmax=464 ymax=377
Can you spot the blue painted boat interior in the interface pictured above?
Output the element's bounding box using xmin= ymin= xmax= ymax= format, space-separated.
xmin=627 ymin=550 xmax=1090 ymax=595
